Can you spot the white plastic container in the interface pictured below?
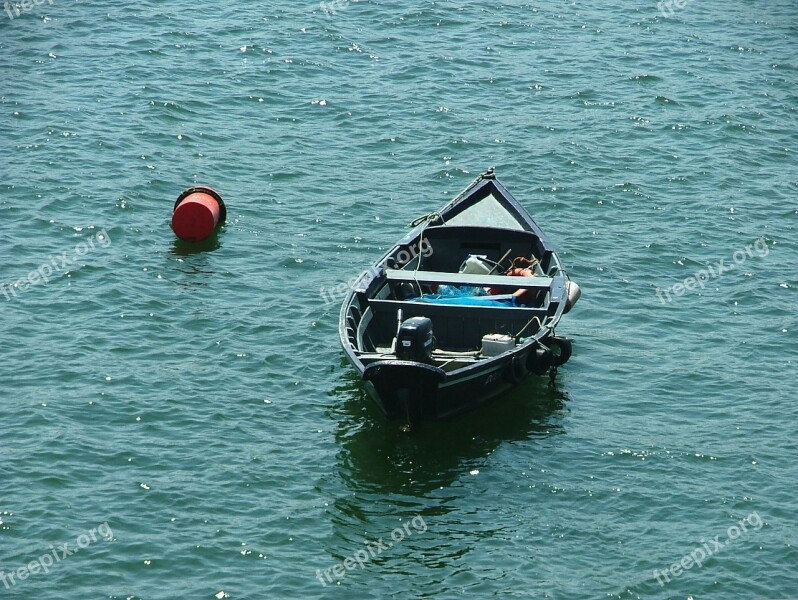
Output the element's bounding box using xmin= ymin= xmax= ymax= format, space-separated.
xmin=481 ymin=334 xmax=516 ymax=357
xmin=460 ymin=254 xmax=493 ymax=275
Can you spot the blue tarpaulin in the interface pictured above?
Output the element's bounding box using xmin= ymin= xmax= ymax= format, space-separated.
xmin=408 ymin=295 xmax=519 ymax=307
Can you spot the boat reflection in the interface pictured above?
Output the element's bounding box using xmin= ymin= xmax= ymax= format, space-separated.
xmin=315 ymin=364 xmax=572 ymax=591
xmin=328 ymin=366 xmax=570 ymax=497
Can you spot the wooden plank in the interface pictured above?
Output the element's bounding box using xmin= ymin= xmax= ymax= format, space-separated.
xmin=385 ymin=269 xmax=554 ymax=290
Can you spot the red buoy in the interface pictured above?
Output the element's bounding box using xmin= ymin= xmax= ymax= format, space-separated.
xmin=172 ymin=186 xmax=226 ymax=242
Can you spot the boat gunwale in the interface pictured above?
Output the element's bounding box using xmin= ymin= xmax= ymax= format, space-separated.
xmin=339 ymin=172 xmax=569 ymax=375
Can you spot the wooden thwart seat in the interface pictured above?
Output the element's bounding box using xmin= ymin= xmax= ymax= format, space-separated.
xmin=385 ymin=269 xmax=554 ymax=290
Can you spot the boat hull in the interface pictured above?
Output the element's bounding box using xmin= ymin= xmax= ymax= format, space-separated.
xmin=360 ymin=348 xmax=535 ymax=425
xmin=338 ymin=169 xmax=578 ymax=427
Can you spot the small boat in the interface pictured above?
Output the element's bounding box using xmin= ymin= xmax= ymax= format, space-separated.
xmin=338 ymin=168 xmax=581 ymax=428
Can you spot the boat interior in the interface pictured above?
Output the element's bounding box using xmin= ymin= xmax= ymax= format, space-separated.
xmin=413 ymin=225 xmax=555 ymax=274
xmin=344 ymin=226 xmax=562 ymax=371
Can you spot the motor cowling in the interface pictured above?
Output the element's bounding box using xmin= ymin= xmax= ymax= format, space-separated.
xmin=396 ymin=317 xmax=435 ymax=364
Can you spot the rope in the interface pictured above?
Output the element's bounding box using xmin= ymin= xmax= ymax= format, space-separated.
xmin=488 ymin=249 xmax=513 ymax=275
xmin=409 ymin=211 xmax=444 ymax=228
xmin=408 ymin=169 xmax=491 ymax=228
xmin=512 ymin=255 xmax=540 ymax=272
xmin=514 ymin=316 xmax=543 ymax=340
xmin=405 ymin=168 xmax=496 ymax=299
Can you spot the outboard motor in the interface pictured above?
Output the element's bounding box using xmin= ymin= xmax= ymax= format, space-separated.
xmin=396 ymin=317 xmax=435 ymax=364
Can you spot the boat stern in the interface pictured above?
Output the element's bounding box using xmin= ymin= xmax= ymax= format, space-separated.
xmin=362 ymin=360 xmax=446 ymax=428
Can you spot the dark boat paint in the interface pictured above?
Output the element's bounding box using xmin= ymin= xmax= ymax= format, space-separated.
xmin=339 ymin=170 xmax=577 ymax=426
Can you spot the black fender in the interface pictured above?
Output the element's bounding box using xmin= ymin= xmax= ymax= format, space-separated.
xmin=504 ymin=354 xmax=526 ymax=384
xmin=526 ymin=343 xmax=553 ymax=375
xmin=547 ymin=336 xmax=573 ymax=367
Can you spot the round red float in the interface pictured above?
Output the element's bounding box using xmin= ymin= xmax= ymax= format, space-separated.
xmin=171 ymin=187 xmax=226 ymax=242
